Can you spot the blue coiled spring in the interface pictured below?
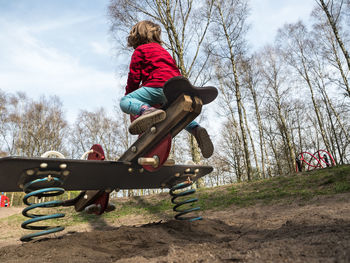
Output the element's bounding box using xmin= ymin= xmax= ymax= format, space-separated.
xmin=21 ymin=176 xmax=65 ymax=242
xmin=169 ymin=180 xmax=202 ymax=221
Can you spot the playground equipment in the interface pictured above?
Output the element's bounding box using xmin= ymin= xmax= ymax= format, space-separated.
xmin=170 ymin=180 xmax=201 ymax=221
xmin=0 ymin=76 xmax=218 ymax=242
xmin=0 ymin=193 xmax=10 ymax=207
xmin=295 ymin=150 xmax=336 ymax=172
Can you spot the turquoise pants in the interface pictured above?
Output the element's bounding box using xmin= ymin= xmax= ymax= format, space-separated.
xmin=120 ymin=87 xmax=199 ymax=132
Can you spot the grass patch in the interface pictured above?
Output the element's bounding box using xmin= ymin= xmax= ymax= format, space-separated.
xmin=195 ymin=164 xmax=350 ymax=210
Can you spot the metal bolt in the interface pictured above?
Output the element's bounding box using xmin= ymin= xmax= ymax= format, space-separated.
xmin=26 ymin=169 xmax=35 ymax=176
xmin=185 ymin=168 xmax=191 ymax=173
xmin=150 ymin=127 xmax=156 ymax=133
xmin=194 ymin=169 xmax=199 ymax=174
xmin=131 ymin=146 xmax=137 ymax=152
xmin=19 ymin=184 xmax=24 ymax=189
xmin=152 ymin=155 xmax=160 ymax=168
xmin=128 ymin=168 xmax=133 ymax=173
xmin=59 ymin=163 xmax=67 ymax=169
xmin=139 ymin=168 xmax=144 ymax=173
xmin=40 ymin=163 xmax=48 ymax=169
xmin=84 ymin=194 xmax=88 ymax=199
xmin=175 ymin=173 xmax=180 ymax=177
xmin=63 ymin=171 xmax=70 ymax=176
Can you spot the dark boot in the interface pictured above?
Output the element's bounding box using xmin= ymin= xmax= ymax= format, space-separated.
xmin=192 ymin=126 xmax=214 ymax=158
xmin=128 ymin=107 xmax=166 ymax=135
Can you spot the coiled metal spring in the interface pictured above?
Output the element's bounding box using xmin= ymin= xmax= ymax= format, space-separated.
xmin=21 ymin=177 xmax=65 ymax=241
xmin=21 ymin=151 xmax=66 ymax=242
xmin=169 ymin=180 xmax=202 ymax=221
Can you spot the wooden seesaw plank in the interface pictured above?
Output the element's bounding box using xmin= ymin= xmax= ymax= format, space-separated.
xmin=118 ymin=94 xmax=202 ymax=163
xmin=0 ymin=156 xmax=213 ymax=192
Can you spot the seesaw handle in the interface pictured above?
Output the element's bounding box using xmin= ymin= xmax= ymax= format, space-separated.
xmin=138 ymin=157 xmax=175 ymax=167
xmin=138 ymin=157 xmax=159 ymax=167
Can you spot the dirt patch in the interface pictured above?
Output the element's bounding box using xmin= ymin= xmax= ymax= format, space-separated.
xmin=0 ymin=207 xmax=22 ymax=219
xmin=0 ymin=193 xmax=349 ymax=262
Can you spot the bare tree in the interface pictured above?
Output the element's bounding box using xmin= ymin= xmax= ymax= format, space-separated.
xmin=1 ymin=94 xmax=68 ymax=157
xmin=240 ymin=57 xmax=267 ymax=178
xmin=312 ymin=5 xmax=350 ymax=98
xmin=70 ymin=108 xmax=124 ymax=160
xmin=217 ymin=119 xmax=245 ymax=181
xmin=277 ymin=21 xmax=333 ymax=157
xmin=211 ymin=0 xmax=252 ymax=180
xmin=311 ymin=6 xmax=350 ymax=162
xmin=310 ymin=43 xmax=350 ymax=162
xmin=257 ymin=46 xmax=297 ymax=173
xmin=214 ymin=64 xmax=245 ymax=180
xmin=263 ymin=122 xmax=284 ymax=176
xmin=316 ymin=0 xmax=350 ymax=73
xmin=0 ymin=92 xmax=26 ymax=155
xmin=0 ymin=90 xmax=8 ymax=152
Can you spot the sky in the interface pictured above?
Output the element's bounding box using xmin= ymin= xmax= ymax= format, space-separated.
xmin=0 ymin=0 xmax=316 ymax=124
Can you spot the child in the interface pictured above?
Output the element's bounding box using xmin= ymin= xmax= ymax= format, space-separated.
xmin=120 ymin=20 xmax=213 ymax=158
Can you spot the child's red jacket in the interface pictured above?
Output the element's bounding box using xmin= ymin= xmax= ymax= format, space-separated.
xmin=125 ymin=43 xmax=181 ymax=95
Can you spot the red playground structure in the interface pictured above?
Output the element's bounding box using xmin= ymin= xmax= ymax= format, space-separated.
xmin=0 ymin=192 xmax=10 ymax=207
xmin=295 ymin=150 xmax=336 ymax=172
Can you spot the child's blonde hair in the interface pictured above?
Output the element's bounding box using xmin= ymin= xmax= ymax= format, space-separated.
xmin=127 ymin=20 xmax=162 ymax=49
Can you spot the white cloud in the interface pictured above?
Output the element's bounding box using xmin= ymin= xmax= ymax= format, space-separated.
xmin=0 ymin=16 xmax=120 ymax=123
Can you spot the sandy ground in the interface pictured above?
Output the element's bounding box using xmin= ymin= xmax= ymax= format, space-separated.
xmin=0 ymin=207 xmax=22 ymax=219
xmin=0 ymin=193 xmax=349 ymax=263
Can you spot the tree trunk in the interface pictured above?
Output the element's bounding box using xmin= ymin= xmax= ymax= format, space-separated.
xmin=318 ymin=0 xmax=350 ymax=73
xmin=247 ymin=82 xmax=266 ymax=178
xmin=215 ymin=2 xmax=252 ymax=180
xmin=242 ymin=104 xmax=261 ymax=179
xmin=329 ymin=29 xmax=350 ymax=97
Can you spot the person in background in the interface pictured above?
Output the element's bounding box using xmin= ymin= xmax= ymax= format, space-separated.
xmin=0 ymin=192 xmax=10 ymax=207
